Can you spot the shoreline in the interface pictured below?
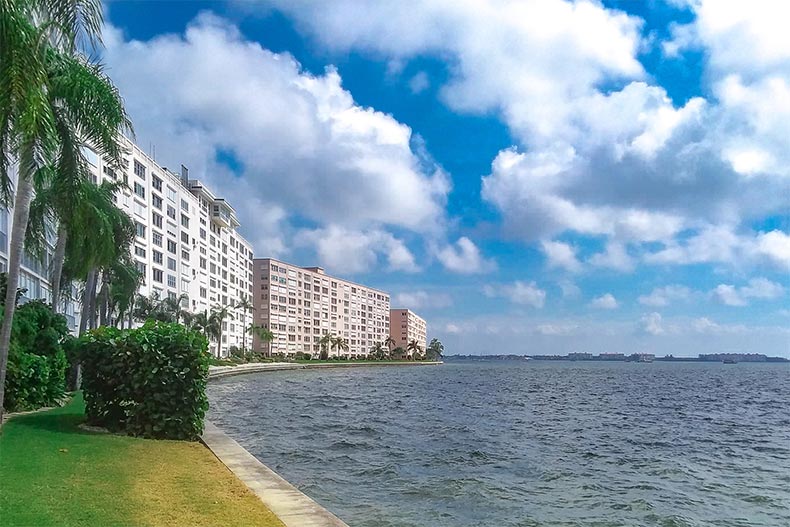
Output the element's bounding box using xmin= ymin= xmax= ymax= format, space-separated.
xmin=203 ymin=359 xmax=441 ymax=525
xmin=209 ymin=360 xmax=443 ymax=380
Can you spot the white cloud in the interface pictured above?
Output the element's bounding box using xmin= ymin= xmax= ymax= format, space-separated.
xmin=102 ymin=14 xmax=450 ymax=262
xmin=435 ymin=237 xmax=495 ymax=273
xmin=254 ymin=0 xmax=790 ymax=274
xmin=588 ymin=242 xmax=635 ymax=272
xmin=444 ymin=323 xmax=462 ymax=334
xmin=541 ymin=240 xmax=581 ymax=273
xmin=408 ymin=71 xmax=430 ymax=94
xmin=484 ymin=281 xmax=546 ymax=308
xmin=590 ymin=293 xmax=618 ymax=310
xmin=711 ymin=278 xmax=785 ymax=307
xmin=638 ymin=285 xmax=691 ymax=307
xmin=558 ymin=279 xmax=581 ymax=299
xmin=535 ymin=323 xmax=578 ymax=336
xmin=393 ymin=290 xmax=452 ymax=310
xmin=640 ymin=312 xmax=665 ymax=335
xmin=295 ymin=225 xmax=418 ymax=274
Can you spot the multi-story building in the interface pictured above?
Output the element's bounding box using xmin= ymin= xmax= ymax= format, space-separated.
xmin=1 ymin=174 xmax=81 ymax=332
xmin=87 ymin=138 xmax=254 ymax=356
xmin=390 ymin=309 xmax=427 ymax=354
xmin=252 ymin=258 xmax=391 ymax=358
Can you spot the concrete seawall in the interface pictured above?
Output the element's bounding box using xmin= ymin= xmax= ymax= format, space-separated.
xmin=208 ymin=360 xmax=442 ymax=380
xmin=203 ymin=360 xmax=442 ymax=526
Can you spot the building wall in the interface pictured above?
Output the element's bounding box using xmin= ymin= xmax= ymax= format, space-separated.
xmin=252 ymin=258 xmax=391 ymax=358
xmin=88 ymin=138 xmax=254 ymax=356
xmin=390 ymin=309 xmax=427 ymax=354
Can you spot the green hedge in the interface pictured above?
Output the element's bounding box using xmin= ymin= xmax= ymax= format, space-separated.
xmin=79 ymin=321 xmax=210 ymax=440
xmin=3 ymin=301 xmax=69 ymax=412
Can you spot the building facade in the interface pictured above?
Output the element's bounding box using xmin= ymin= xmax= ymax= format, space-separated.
xmin=253 ymin=258 xmax=391 ymax=358
xmin=87 ymin=138 xmax=254 ymax=356
xmin=390 ymin=309 xmax=427 ymax=355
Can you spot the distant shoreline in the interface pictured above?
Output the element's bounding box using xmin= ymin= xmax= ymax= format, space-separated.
xmin=445 ymin=355 xmax=789 ymax=363
xmin=209 ymin=360 xmax=443 ymax=380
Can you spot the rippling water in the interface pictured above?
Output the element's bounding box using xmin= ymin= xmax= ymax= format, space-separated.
xmin=208 ymin=361 xmax=790 ymax=527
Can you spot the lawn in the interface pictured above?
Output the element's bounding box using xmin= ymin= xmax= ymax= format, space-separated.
xmin=0 ymin=394 xmax=284 ymax=527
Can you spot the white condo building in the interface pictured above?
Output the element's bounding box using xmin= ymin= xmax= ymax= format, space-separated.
xmin=253 ymin=258 xmax=391 ymax=358
xmin=85 ymin=137 xmax=254 ymax=356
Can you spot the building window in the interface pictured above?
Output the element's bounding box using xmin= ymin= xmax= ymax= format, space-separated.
xmin=167 ymin=240 xmax=177 ymax=254
xmin=167 ymin=275 xmax=176 ymax=288
xmin=152 ymin=175 xmax=162 ymax=191
xmin=180 ymin=214 xmax=189 ymax=228
xmin=181 ymin=249 xmax=190 ymax=262
xmin=152 ymin=231 xmax=162 ymax=247
xmin=134 ymin=246 xmax=146 ymax=258
xmin=181 ymin=199 xmax=189 ymax=212
xmin=167 ymin=257 xmax=176 ymax=271
xmin=180 ymin=231 xmax=189 ymax=244
xmin=153 ymin=250 xmax=163 ymax=265
xmin=199 ymin=257 xmax=207 ymax=270
xmin=199 ymin=228 xmax=206 ymax=240
xmin=135 ymin=222 xmax=145 ymax=238
xmin=167 ymin=205 xmax=176 ymax=220
xmin=133 ymin=182 xmax=145 ymax=199
xmin=153 ymin=269 xmax=163 ymax=283
xmin=167 ymin=187 xmax=177 ymax=202
xmin=152 ymin=194 xmax=163 ymax=210
xmin=152 ymin=212 xmax=163 ymax=228
xmin=133 ymin=159 xmax=146 ymax=179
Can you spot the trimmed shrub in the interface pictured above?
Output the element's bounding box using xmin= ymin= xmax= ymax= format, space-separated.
xmin=3 ymin=300 xmax=69 ymax=412
xmin=80 ymin=321 xmax=210 ymax=441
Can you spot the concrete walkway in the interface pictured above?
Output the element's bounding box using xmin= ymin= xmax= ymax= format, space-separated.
xmin=202 ymin=421 xmax=349 ymax=527
xmin=209 ymin=360 xmax=442 ymax=379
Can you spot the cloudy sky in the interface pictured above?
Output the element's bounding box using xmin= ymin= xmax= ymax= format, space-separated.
xmin=104 ymin=0 xmax=789 ymax=357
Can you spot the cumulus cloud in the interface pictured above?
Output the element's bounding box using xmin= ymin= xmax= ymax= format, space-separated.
xmin=590 ymin=293 xmax=618 ymax=310
xmin=541 ymin=240 xmax=582 ymax=273
xmin=640 ymin=312 xmax=665 ymax=335
xmin=435 ymin=237 xmax=496 ymax=273
xmin=711 ymin=278 xmax=785 ymax=307
xmin=588 ymin=242 xmax=635 ymax=272
xmin=408 ymin=71 xmax=430 ymax=94
xmin=638 ymin=285 xmax=691 ymax=307
xmin=558 ymin=279 xmax=581 ymax=299
xmin=253 ymin=0 xmax=790 ymax=274
xmin=483 ymin=281 xmax=546 ymax=308
xmin=393 ymin=290 xmax=452 ymax=310
xmin=102 ymin=13 xmax=449 ymax=263
xmin=295 ymin=225 xmax=418 ymax=274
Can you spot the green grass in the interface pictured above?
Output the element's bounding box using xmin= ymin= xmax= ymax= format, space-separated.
xmin=0 ymin=394 xmax=284 ymax=527
xmin=293 ymin=359 xmax=424 ymax=364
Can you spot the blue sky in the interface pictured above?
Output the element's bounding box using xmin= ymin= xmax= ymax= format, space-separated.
xmin=103 ymin=0 xmax=789 ymax=356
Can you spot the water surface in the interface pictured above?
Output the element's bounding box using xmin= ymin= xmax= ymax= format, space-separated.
xmin=208 ymin=361 xmax=790 ymax=526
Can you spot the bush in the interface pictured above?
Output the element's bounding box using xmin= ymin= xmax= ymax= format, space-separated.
xmin=302 ymin=353 xmax=311 ymax=361
xmin=80 ymin=321 xmax=210 ymax=441
xmin=3 ymin=300 xmax=69 ymax=412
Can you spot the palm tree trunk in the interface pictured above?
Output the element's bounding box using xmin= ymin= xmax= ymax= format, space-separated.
xmin=98 ymin=269 xmax=109 ymax=327
xmin=80 ymin=268 xmax=97 ymax=334
xmin=50 ymin=223 xmax=67 ymax=313
xmin=0 ymin=172 xmax=36 ymax=423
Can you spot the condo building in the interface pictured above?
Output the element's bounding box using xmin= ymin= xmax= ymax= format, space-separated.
xmin=253 ymin=258 xmax=391 ymax=358
xmin=87 ymin=138 xmax=254 ymax=356
xmin=390 ymin=309 xmax=427 ymax=354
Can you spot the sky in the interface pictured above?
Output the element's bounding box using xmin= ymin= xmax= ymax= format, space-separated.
xmin=102 ymin=0 xmax=789 ymax=357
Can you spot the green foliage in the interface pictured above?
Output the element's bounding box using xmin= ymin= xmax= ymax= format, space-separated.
xmin=79 ymin=321 xmax=210 ymax=440
xmin=3 ymin=301 xmax=70 ymax=411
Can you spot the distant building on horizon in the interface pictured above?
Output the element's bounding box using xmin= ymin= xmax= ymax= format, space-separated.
xmin=390 ymin=308 xmax=427 ymax=356
xmin=252 ymin=258 xmax=391 ymax=358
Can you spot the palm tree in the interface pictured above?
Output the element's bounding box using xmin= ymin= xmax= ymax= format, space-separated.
xmin=407 ymin=339 xmax=423 ymax=361
xmin=318 ymin=333 xmax=334 ymax=360
xmin=235 ymin=296 xmax=255 ymax=351
xmin=332 ymin=336 xmax=349 ymax=359
xmin=0 ymin=0 xmax=128 ymax=418
xmin=384 ymin=335 xmax=396 ymax=352
xmin=426 ymin=338 xmax=445 ymax=361
xmin=209 ymin=305 xmax=233 ymax=357
xmin=369 ymin=342 xmax=386 ymax=361
xmin=246 ymin=323 xmax=274 ymax=359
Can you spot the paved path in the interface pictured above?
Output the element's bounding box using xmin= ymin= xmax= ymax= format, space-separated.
xmin=209 ymin=360 xmax=442 ymax=379
xmin=202 ymin=421 xmax=349 ymax=527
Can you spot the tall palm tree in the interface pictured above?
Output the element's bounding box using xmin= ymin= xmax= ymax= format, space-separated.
xmin=384 ymin=335 xmax=396 ymax=351
xmin=332 ymin=336 xmax=349 ymax=359
xmin=0 ymin=0 xmax=129 ymax=418
xmin=107 ymin=258 xmax=143 ymax=328
xmin=235 ymin=296 xmax=255 ymax=351
xmin=318 ymin=333 xmax=333 ymax=360
xmin=247 ymin=324 xmax=274 ymax=356
xmin=370 ymin=342 xmax=385 ymax=361
xmin=407 ymin=339 xmax=423 ymax=361
xmin=209 ymin=305 xmax=233 ymax=357
xmin=426 ymin=338 xmax=444 ymax=361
